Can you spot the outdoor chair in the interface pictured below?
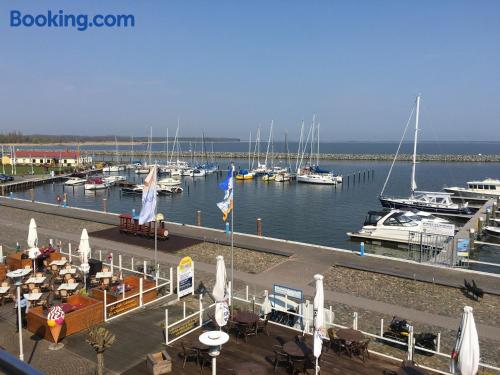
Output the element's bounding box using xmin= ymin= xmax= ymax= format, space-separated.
xmin=64 ymin=273 xmax=72 ymax=282
xmin=255 ymin=316 xmax=270 ymax=336
xmin=64 ymin=264 xmax=71 ymax=269
xmin=346 ymin=338 xmax=370 ymax=361
xmin=290 ymin=358 xmax=308 ymax=375
xmin=272 ymin=344 xmax=289 ymax=374
xmin=32 ymin=287 xmax=40 ymax=294
xmin=59 ymin=289 xmax=68 ymax=302
xmin=199 ymin=350 xmax=212 ymax=374
xmin=102 ymin=266 xmax=110 ymax=273
xmin=180 ymin=342 xmax=199 ymax=368
xmin=28 ymin=283 xmax=36 ymax=291
xmin=1 ymin=282 xmax=9 ymax=288
xmin=327 ymin=327 xmax=346 ymax=354
xmin=35 ymin=272 xmax=43 ymax=278
xmin=235 ymin=322 xmax=254 ymax=343
xmin=102 ymin=278 xmax=111 ymax=289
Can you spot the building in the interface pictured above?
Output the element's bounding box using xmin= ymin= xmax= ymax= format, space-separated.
xmin=13 ymin=151 xmax=92 ymax=167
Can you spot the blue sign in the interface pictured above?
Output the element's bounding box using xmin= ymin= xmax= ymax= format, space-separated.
xmin=273 ymin=284 xmax=303 ymax=302
xmin=457 ymin=239 xmax=470 ymax=257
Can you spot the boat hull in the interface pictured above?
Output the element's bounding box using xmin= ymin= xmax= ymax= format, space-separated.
xmin=379 ymin=197 xmax=471 ymax=215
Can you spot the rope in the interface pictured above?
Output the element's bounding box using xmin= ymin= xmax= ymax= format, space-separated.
xmin=380 ymin=104 xmax=416 ymax=197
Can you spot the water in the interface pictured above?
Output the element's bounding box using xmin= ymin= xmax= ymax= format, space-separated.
xmin=14 ymin=141 xmax=500 ymax=155
xmin=15 ymin=159 xmax=500 ymax=271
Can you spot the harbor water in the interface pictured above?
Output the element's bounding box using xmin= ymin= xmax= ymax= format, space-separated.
xmin=14 ymin=159 xmax=500 ymax=271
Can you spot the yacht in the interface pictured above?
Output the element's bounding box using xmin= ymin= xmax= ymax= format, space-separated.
xmin=274 ymin=172 xmax=291 ymax=182
xmin=121 ymin=184 xmax=143 ymax=195
xmin=157 ymin=185 xmax=183 ymax=194
xmin=103 ymin=165 xmax=125 ymax=172
xmin=484 ymin=223 xmax=500 ymax=240
xmin=192 ymin=168 xmax=206 ymax=177
xmin=135 ymin=165 xmax=151 ymax=174
xmin=84 ymin=177 xmax=109 ymax=190
xmin=297 ymin=171 xmax=336 ymax=185
xmin=103 ymin=175 xmax=126 ymax=186
xmin=379 ymin=95 xmax=470 ymax=215
xmin=347 ymin=209 xmax=455 ymax=244
xmin=236 ymin=169 xmax=254 ymax=180
xmin=180 ymin=168 xmax=194 ymax=177
xmin=64 ymin=177 xmax=86 ymax=186
xmin=262 ymin=173 xmax=275 ymax=181
xmin=444 ymin=178 xmax=500 ymax=198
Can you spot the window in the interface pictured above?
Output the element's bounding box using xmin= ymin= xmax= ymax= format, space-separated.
xmin=32 ymin=159 xmax=36 ymax=163
xmin=63 ymin=159 xmax=67 ymax=164
xmin=39 ymin=159 xmax=43 ymax=163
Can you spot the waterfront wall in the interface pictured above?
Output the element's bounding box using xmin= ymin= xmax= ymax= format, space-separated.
xmin=84 ymin=150 xmax=500 ymax=162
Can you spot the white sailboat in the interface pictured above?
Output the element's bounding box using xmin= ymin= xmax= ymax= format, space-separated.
xmin=379 ymin=96 xmax=471 ymax=215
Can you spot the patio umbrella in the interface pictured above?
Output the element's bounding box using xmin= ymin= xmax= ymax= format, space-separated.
xmin=261 ymin=291 xmax=272 ymax=316
xmin=213 ymin=255 xmax=229 ymax=328
xmin=27 ymin=218 xmax=40 ymax=273
xmin=451 ymin=306 xmax=480 ymax=375
xmin=313 ymin=274 xmax=325 ymax=375
xmin=78 ymin=229 xmax=91 ymax=289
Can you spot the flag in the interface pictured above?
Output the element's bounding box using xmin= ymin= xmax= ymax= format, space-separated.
xmin=139 ymin=166 xmax=157 ymax=225
xmin=217 ymin=166 xmax=234 ymax=221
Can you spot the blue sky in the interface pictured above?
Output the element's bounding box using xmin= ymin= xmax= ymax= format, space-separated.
xmin=0 ymin=1 xmax=499 ymax=141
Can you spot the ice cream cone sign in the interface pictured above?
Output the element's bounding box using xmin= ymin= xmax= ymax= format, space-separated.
xmin=47 ymin=306 xmax=65 ymax=344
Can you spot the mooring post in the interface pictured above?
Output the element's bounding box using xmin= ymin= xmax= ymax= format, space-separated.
xmin=103 ymin=197 xmax=107 ymax=212
xmin=478 ymin=217 xmax=484 ymax=234
xmin=486 ymin=209 xmax=491 ymax=224
xmin=196 ymin=210 xmax=201 ymax=226
xmin=469 ymin=229 xmax=475 ymax=251
xmin=29 ymin=189 xmax=34 ymax=202
xmin=492 ymin=202 xmax=497 ymax=219
xmin=256 ymin=218 xmax=263 ymax=236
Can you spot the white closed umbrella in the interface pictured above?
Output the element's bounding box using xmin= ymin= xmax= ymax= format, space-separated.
xmin=78 ymin=229 xmax=91 ymax=289
xmin=27 ymin=218 xmax=40 ymax=273
xmin=261 ymin=291 xmax=272 ymax=316
xmin=213 ymin=255 xmax=229 ymax=328
xmin=313 ymin=274 xmax=325 ymax=375
xmin=451 ymin=306 xmax=480 ymax=375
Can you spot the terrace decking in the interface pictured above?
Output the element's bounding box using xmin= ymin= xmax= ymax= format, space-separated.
xmin=124 ymin=324 xmax=401 ymax=375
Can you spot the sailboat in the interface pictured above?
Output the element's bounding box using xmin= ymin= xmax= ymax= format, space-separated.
xmin=236 ymin=132 xmax=255 ymax=180
xmin=135 ymin=129 xmax=153 ymax=174
xmin=379 ymin=95 xmax=471 ymax=215
xmin=104 ymin=137 xmax=126 ymax=172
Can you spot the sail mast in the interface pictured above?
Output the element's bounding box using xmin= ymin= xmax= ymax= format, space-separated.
xmin=411 ymin=95 xmax=420 ymax=193
xmin=317 ymin=122 xmax=320 ymax=166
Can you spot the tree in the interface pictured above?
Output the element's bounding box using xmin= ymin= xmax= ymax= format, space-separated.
xmin=86 ymin=326 xmax=116 ymax=375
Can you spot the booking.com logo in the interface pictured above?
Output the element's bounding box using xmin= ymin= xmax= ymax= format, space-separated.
xmin=10 ymin=10 xmax=135 ymax=31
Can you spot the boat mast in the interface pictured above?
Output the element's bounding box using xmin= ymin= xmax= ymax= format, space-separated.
xmin=148 ymin=127 xmax=152 ymax=166
xmin=257 ymin=127 xmax=260 ymax=166
xmin=171 ymin=120 xmax=179 ymax=164
xmin=411 ymin=95 xmax=420 ymax=193
xmin=317 ymin=123 xmax=320 ymax=167
xmin=309 ymin=115 xmax=315 ymax=166
xmin=296 ymin=121 xmax=304 ymax=172
xmin=131 ymin=136 xmax=134 ymax=163
xmin=248 ymin=131 xmax=252 ymax=169
xmin=264 ymin=120 xmax=273 ymax=168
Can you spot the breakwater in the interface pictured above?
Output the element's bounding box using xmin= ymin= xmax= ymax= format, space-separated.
xmin=85 ymin=150 xmax=500 ymax=163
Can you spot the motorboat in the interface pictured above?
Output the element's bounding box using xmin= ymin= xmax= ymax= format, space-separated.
xmin=380 ymin=191 xmax=471 ymax=215
xmin=347 ymin=209 xmax=455 ymax=244
xmin=180 ymin=168 xmax=194 ymax=177
xmin=157 ymin=185 xmax=183 ymax=194
xmin=103 ymin=165 xmax=125 ymax=172
xmin=64 ymin=177 xmax=86 ymax=186
xmin=379 ymin=95 xmax=470 ymax=215
xmin=121 ymin=184 xmax=143 ymax=195
xmin=103 ymin=175 xmax=126 ymax=186
xmin=135 ymin=166 xmax=151 ymax=174
xmin=84 ymin=177 xmax=109 ymax=190
xmin=236 ymin=169 xmax=254 ymax=180
xmin=483 ymin=224 xmax=500 ymax=240
xmin=158 ymin=177 xmax=181 ymax=186
xmin=444 ymin=178 xmax=500 ymax=198
xmin=252 ymin=163 xmax=270 ymax=175
xmin=262 ymin=173 xmax=275 ymax=181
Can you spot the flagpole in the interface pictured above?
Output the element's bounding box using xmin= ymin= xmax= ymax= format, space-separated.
xmin=231 ymin=164 xmax=234 ymax=315
xmin=154 ymin=164 xmax=159 ymax=283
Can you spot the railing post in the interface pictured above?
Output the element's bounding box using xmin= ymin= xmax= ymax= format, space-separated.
xmin=304 ymin=300 xmax=310 ymax=334
xmin=169 ymin=267 xmax=173 ymax=295
xmin=353 ymin=312 xmax=358 ymax=330
xmin=131 ymin=257 xmax=134 ymax=271
xmin=143 ymin=260 xmax=147 ymax=279
xmin=407 ymin=325 xmax=414 ymax=361
xmin=139 ymin=277 xmax=143 ymax=307
xmin=245 ymin=285 xmax=249 ymax=301
xmin=156 ymin=264 xmax=160 ymax=287
xmin=380 ymin=318 xmax=384 ymax=337
xmin=284 ymin=294 xmax=289 ymax=311
xmin=183 ymin=301 xmax=186 ymax=319
xmin=99 ymin=250 xmax=102 ymax=261
xmin=110 ymin=253 xmax=114 ymax=274
xmin=68 ymin=243 xmax=72 ymax=263
xmin=118 ymin=254 xmax=122 ymax=279
xmin=437 ymin=332 xmax=441 ymax=353
xmin=228 ymin=281 xmax=232 ymax=306
xmin=329 ymin=306 xmax=333 ymax=325
xmin=165 ymin=309 xmax=169 ymax=345
xmin=199 ymin=294 xmax=203 ymax=327
xmin=104 ymin=290 xmax=107 ymax=322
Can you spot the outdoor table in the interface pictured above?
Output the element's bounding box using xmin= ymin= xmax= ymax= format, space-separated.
xmin=232 ymin=362 xmax=267 ymax=375
xmin=59 ymin=268 xmax=77 ymax=275
xmin=283 ymin=341 xmax=312 ymax=358
xmin=336 ymin=328 xmax=365 ymax=343
xmin=234 ymin=311 xmax=260 ymax=325
xmin=58 ymin=283 xmax=79 ymax=291
xmin=24 ymin=293 xmax=43 ymax=301
xmin=25 ymin=276 xmax=46 ymax=284
xmin=49 ymin=260 xmax=67 ymax=267
xmin=95 ymin=272 xmax=113 ymax=279
xmin=199 ymin=331 xmax=230 ymax=374
xmin=0 ymin=286 xmax=10 ymax=294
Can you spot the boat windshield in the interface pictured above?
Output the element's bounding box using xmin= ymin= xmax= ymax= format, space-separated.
xmin=383 ymin=212 xmax=418 ymax=227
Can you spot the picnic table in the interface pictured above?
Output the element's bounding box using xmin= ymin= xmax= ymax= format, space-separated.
xmin=24 ymin=293 xmax=43 ymax=301
xmin=59 ymin=268 xmax=77 ymax=275
xmin=336 ymin=328 xmax=365 ymax=343
xmin=58 ymin=283 xmax=79 ymax=291
xmin=234 ymin=311 xmax=260 ymax=325
xmin=283 ymin=341 xmax=312 ymax=358
xmin=49 ymin=259 xmax=68 ymax=267
xmin=25 ymin=277 xmax=46 ymax=284
xmin=95 ymin=272 xmax=113 ymax=279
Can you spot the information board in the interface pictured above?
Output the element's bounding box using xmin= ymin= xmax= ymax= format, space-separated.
xmin=177 ymin=256 xmax=194 ymax=299
xmin=457 ymin=238 xmax=470 ymax=258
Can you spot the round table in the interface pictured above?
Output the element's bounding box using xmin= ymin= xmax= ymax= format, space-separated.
xmin=283 ymin=341 xmax=312 ymax=358
xmin=232 ymin=362 xmax=267 ymax=375
xmin=234 ymin=311 xmax=260 ymax=325
xmin=199 ymin=331 xmax=230 ymax=375
xmin=336 ymin=328 xmax=365 ymax=343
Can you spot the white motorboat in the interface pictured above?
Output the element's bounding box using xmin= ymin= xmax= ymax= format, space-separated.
xmin=180 ymin=168 xmax=194 ymax=177
xmin=64 ymin=177 xmax=86 ymax=186
xmin=158 ymin=177 xmax=181 ymax=186
xmin=274 ymin=172 xmax=291 ymax=182
xmin=103 ymin=175 xmax=126 ymax=186
xmin=192 ymin=168 xmax=206 ymax=177
xmin=347 ymin=209 xmax=455 ymax=244
xmin=380 ymin=95 xmax=470 ymax=215
xmin=483 ymin=225 xmax=500 ymax=239
xmin=157 ymin=185 xmax=183 ymax=194
xmin=135 ymin=166 xmax=151 ymax=174
xmin=444 ymin=178 xmax=500 ymax=198
xmin=84 ymin=177 xmax=109 ymax=190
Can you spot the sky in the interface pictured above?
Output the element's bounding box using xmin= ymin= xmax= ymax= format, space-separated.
xmin=0 ymin=1 xmax=499 ymax=141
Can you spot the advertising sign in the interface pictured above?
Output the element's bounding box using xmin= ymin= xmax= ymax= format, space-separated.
xmin=177 ymin=256 xmax=194 ymax=299
xmin=422 ymin=220 xmax=455 ymax=237
xmin=273 ymin=284 xmax=303 ymax=301
xmin=457 ymin=239 xmax=470 ymax=257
